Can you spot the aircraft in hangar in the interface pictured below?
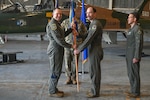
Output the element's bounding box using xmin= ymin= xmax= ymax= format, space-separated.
xmin=0 ymin=0 xmax=150 ymax=43
xmin=64 ymin=0 xmax=150 ymax=44
xmin=0 ymin=0 xmax=54 ymax=41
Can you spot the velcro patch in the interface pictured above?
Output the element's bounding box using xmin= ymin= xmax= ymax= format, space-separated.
xmin=92 ymin=25 xmax=96 ymax=30
xmin=50 ymin=24 xmax=57 ymax=30
xmin=127 ymin=32 xmax=131 ymax=35
xmin=137 ymin=30 xmax=142 ymax=35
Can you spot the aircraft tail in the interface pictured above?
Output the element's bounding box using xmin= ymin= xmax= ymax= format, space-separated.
xmin=137 ymin=0 xmax=150 ymax=19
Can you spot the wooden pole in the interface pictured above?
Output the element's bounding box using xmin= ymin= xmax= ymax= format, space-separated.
xmin=75 ymin=53 xmax=79 ymax=92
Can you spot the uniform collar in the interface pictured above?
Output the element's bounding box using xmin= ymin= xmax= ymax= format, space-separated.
xmin=52 ymin=18 xmax=61 ymax=25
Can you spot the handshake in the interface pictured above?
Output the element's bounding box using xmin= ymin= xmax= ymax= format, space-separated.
xmin=72 ymin=45 xmax=80 ymax=55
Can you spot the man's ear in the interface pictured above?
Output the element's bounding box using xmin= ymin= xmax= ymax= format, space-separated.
xmin=134 ymin=17 xmax=137 ymax=22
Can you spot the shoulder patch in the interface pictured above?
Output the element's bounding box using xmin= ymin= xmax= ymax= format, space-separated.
xmin=137 ymin=30 xmax=142 ymax=35
xmin=50 ymin=24 xmax=57 ymax=30
xmin=92 ymin=25 xmax=96 ymax=30
xmin=127 ymin=32 xmax=131 ymax=35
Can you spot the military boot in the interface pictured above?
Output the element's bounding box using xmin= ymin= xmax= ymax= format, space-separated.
xmin=49 ymin=90 xmax=64 ymax=98
xmin=71 ymin=76 xmax=77 ymax=84
xmin=65 ymin=76 xmax=72 ymax=84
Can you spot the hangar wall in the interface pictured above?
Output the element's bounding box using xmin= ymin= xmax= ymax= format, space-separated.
xmin=1 ymin=0 xmax=144 ymax=9
xmin=86 ymin=0 xmax=142 ymax=8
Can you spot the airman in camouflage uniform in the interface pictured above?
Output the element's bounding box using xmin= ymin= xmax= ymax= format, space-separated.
xmin=61 ymin=18 xmax=87 ymax=84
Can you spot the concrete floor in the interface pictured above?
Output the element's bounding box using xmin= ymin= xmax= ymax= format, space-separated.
xmin=0 ymin=35 xmax=150 ymax=100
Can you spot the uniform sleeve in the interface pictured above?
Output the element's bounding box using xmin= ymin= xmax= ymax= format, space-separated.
xmin=61 ymin=21 xmax=65 ymax=28
xmin=46 ymin=23 xmax=51 ymax=38
xmin=50 ymin=23 xmax=72 ymax=48
xmin=77 ymin=24 xmax=97 ymax=52
xmin=61 ymin=19 xmax=73 ymax=37
xmin=134 ymin=28 xmax=143 ymax=59
xmin=64 ymin=28 xmax=73 ymax=37
xmin=77 ymin=22 xmax=87 ymax=40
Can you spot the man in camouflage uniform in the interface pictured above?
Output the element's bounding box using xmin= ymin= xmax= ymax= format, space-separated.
xmin=125 ymin=12 xmax=143 ymax=98
xmin=61 ymin=17 xmax=87 ymax=84
xmin=46 ymin=8 xmax=74 ymax=97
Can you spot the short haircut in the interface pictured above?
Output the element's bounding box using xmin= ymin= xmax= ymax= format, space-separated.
xmin=92 ymin=7 xmax=96 ymax=13
xmin=130 ymin=12 xmax=140 ymax=21
xmin=53 ymin=8 xmax=60 ymax=13
xmin=89 ymin=7 xmax=96 ymax=13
